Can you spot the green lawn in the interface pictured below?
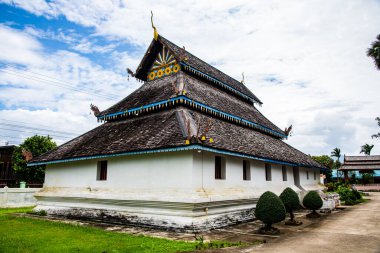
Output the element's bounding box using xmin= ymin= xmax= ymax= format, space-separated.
xmin=0 ymin=207 xmax=197 ymax=253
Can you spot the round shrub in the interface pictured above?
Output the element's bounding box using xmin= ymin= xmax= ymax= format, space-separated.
xmin=280 ymin=187 xmax=300 ymax=212
xmin=303 ymin=191 xmax=323 ymax=215
xmin=351 ymin=189 xmax=362 ymax=200
xmin=255 ymin=191 xmax=286 ymax=229
xmin=279 ymin=187 xmax=300 ymax=222
xmin=336 ymin=185 xmax=362 ymax=204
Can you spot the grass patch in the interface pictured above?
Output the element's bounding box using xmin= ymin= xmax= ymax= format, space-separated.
xmin=0 ymin=207 xmax=252 ymax=252
xmin=0 ymin=206 xmax=34 ymax=215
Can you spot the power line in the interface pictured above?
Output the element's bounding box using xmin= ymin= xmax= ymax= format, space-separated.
xmin=0 ymin=141 xmax=20 ymax=146
xmin=0 ymin=118 xmax=77 ymax=132
xmin=0 ymin=122 xmax=80 ymax=136
xmin=5 ymin=64 xmax=123 ymax=96
xmin=0 ymin=135 xmax=24 ymax=140
xmin=0 ymin=127 xmax=74 ymax=139
xmin=0 ymin=68 xmax=119 ymax=100
xmin=2 ymin=66 xmax=123 ymax=99
xmin=0 ymin=68 xmax=122 ymax=101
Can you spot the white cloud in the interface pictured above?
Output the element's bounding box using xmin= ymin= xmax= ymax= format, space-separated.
xmin=0 ymin=25 xmax=44 ymax=65
xmin=1 ymin=0 xmax=59 ymax=17
xmin=1 ymin=0 xmax=380 ymax=157
xmin=0 ymin=108 xmax=94 ymax=145
xmin=0 ymin=25 xmax=141 ymax=145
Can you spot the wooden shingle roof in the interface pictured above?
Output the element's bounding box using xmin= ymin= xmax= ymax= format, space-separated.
xmin=30 ymin=34 xmax=325 ymax=169
xmin=30 ymin=108 xmax=323 ymax=169
xmin=340 ymin=155 xmax=380 ymax=171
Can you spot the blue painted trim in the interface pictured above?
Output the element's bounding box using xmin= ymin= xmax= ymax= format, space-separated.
xmin=180 ymin=62 xmax=261 ymax=104
xmin=98 ymin=96 xmax=181 ymax=119
xmin=27 ymin=144 xmax=326 ymax=171
xmin=28 ymin=146 xmax=197 ymax=166
xmin=180 ymin=96 xmax=287 ymax=138
xmin=97 ymin=95 xmax=287 ymax=139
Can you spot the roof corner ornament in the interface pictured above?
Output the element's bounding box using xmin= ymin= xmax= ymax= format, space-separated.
xmin=21 ymin=148 xmax=33 ymax=162
xmin=90 ymin=103 xmax=101 ymax=117
xmin=151 ymin=10 xmax=158 ymax=41
xmin=126 ymin=68 xmax=136 ymax=81
xmin=284 ymin=124 xmax=293 ymax=137
xmin=241 ymin=72 xmax=245 ymax=84
xmin=179 ymin=46 xmax=188 ymax=61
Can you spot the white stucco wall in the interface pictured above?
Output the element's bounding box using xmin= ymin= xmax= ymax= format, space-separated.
xmin=43 ymin=151 xmax=194 ymax=201
xmin=38 ymin=150 xmax=322 ymax=230
xmin=42 ymin=150 xmax=321 ymax=201
xmin=0 ymin=187 xmax=40 ymax=207
xmin=299 ymin=166 xmax=321 ymax=190
xmin=192 ymin=151 xmax=317 ymax=199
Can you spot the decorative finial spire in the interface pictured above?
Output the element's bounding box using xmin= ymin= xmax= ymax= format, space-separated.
xmin=151 ymin=10 xmax=158 ymax=41
xmin=241 ymin=72 xmax=245 ymax=84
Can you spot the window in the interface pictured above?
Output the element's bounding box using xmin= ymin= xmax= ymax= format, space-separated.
xmin=314 ymin=171 xmax=317 ymax=180
xmin=215 ymin=156 xmax=226 ymax=180
xmin=0 ymin=162 xmax=3 ymax=178
xmin=306 ymin=170 xmax=309 ymax=180
xmin=265 ymin=163 xmax=272 ymax=181
xmin=243 ymin=160 xmax=251 ymax=180
xmin=97 ymin=161 xmax=107 ymax=181
xmin=282 ymin=165 xmax=287 ymax=181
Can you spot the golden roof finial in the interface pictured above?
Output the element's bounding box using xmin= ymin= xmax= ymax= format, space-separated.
xmin=241 ymin=72 xmax=245 ymax=84
xmin=151 ymin=10 xmax=158 ymax=41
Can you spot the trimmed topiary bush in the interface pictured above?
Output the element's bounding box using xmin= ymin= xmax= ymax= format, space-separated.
xmin=279 ymin=187 xmax=302 ymax=226
xmin=303 ymin=191 xmax=323 ymax=218
xmin=255 ymin=191 xmax=286 ymax=234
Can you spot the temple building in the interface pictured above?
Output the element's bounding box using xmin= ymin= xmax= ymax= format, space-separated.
xmin=340 ymin=155 xmax=380 ymax=183
xmin=29 ymin=32 xmax=325 ymax=231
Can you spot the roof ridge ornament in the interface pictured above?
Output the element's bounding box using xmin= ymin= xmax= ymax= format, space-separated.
xmin=284 ymin=124 xmax=293 ymax=137
xmin=151 ymin=11 xmax=158 ymax=41
xmin=241 ymin=72 xmax=245 ymax=84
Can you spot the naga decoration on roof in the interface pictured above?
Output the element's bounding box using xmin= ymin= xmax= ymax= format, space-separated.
xmin=21 ymin=148 xmax=33 ymax=162
xmin=90 ymin=104 xmax=101 ymax=116
xmin=284 ymin=125 xmax=293 ymax=136
xmin=147 ymin=46 xmax=180 ymax=81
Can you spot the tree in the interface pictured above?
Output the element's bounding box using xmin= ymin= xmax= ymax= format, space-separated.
xmin=255 ymin=191 xmax=286 ymax=234
xmin=367 ymin=34 xmax=380 ymax=70
xmin=360 ymin=144 xmax=374 ymax=156
xmin=372 ymin=117 xmax=380 ymax=139
xmin=279 ymin=188 xmax=302 ymax=226
xmin=303 ymin=191 xmax=323 ymax=218
xmin=311 ymin=155 xmax=333 ymax=181
xmin=330 ymin=148 xmax=341 ymax=161
xmin=330 ymin=148 xmax=341 ymax=181
xmin=12 ymin=135 xmax=57 ymax=183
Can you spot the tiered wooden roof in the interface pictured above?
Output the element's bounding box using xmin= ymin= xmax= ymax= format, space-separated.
xmin=29 ymin=35 xmax=324 ymax=170
xmin=340 ymin=155 xmax=380 ymax=171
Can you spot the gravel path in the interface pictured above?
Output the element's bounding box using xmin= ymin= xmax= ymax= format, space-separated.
xmin=249 ymin=193 xmax=380 ymax=253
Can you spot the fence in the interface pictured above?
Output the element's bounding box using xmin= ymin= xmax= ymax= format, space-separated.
xmin=353 ymin=184 xmax=380 ymax=192
xmin=0 ymin=187 xmax=41 ymax=207
xmin=0 ymin=183 xmax=43 ymax=188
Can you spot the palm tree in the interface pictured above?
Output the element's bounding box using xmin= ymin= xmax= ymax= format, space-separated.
xmin=372 ymin=117 xmax=380 ymax=139
xmin=360 ymin=144 xmax=374 ymax=156
xmin=330 ymin=148 xmax=341 ymax=181
xmin=331 ymin=148 xmax=341 ymax=161
xmin=367 ymin=34 xmax=380 ymax=70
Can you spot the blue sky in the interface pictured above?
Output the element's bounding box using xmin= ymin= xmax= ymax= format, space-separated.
xmin=0 ymin=0 xmax=380 ymax=157
xmin=0 ymin=3 xmax=139 ymax=69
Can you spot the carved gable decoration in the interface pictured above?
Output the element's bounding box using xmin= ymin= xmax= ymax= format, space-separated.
xmin=147 ymin=46 xmax=180 ymax=81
